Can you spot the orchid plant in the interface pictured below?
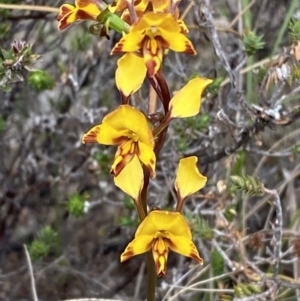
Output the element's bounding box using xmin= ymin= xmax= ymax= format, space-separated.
xmin=57 ymin=0 xmax=212 ymax=299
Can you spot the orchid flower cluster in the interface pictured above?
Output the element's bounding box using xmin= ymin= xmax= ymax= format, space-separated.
xmin=57 ymin=0 xmax=212 ymax=279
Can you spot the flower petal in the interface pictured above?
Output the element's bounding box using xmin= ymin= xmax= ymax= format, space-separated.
xmin=57 ymin=4 xmax=74 ymax=21
xmin=167 ymin=233 xmax=203 ymax=264
xmin=159 ymin=28 xmax=196 ymax=54
xmin=110 ymin=140 xmax=136 ymax=176
xmin=115 ymin=53 xmax=147 ymax=96
xmin=103 ymin=105 xmax=154 ymax=146
xmin=57 ymin=4 xmax=76 ymax=30
xmin=151 ymin=0 xmax=172 ymax=12
xmin=137 ymin=141 xmax=156 ymax=177
xmin=135 ymin=210 xmax=193 ymax=237
xmin=143 ymin=37 xmax=164 ymax=76
xmin=82 ymin=124 xmax=128 ymax=145
xmin=114 ymin=155 xmax=144 ymax=200
xmin=152 ymin=237 xmax=169 ymax=277
xmin=75 ymin=0 xmax=100 ymax=18
xmin=175 ymin=156 xmax=207 ymax=200
xmin=121 ymin=235 xmax=153 ymax=262
xmin=169 ymin=77 xmax=213 ymax=118
xmin=111 ymin=31 xmax=145 ymax=54
xmin=132 ymin=12 xmax=173 ymax=31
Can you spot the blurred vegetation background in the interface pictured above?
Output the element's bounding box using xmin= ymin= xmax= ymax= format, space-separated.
xmin=1 ymin=0 xmax=300 ymax=300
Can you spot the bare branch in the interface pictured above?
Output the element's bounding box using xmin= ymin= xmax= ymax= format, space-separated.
xmin=264 ymin=188 xmax=283 ymax=278
xmin=24 ymin=245 xmax=38 ymax=301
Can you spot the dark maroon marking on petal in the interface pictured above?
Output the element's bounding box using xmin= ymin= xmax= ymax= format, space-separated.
xmin=75 ymin=9 xmax=96 ymax=20
xmin=112 ymin=136 xmax=127 ymax=144
xmin=156 ymin=35 xmax=169 ymax=49
xmin=58 ymin=16 xmax=72 ymax=30
xmin=111 ymin=153 xmax=135 ymax=176
xmin=121 ymin=248 xmax=135 ymax=262
xmin=191 ymin=254 xmax=203 ymax=264
xmin=77 ymin=0 xmax=96 ymax=8
xmin=145 ymin=58 xmax=158 ymax=77
xmin=111 ymin=158 xmax=126 ymax=177
xmin=57 ymin=6 xmax=73 ymax=21
xmin=123 ymin=248 xmax=134 ymax=257
xmin=111 ymin=42 xmax=125 ymax=54
xmin=184 ymin=42 xmax=196 ymax=55
xmin=82 ymin=126 xmax=101 ymax=143
xmin=163 ymin=237 xmax=174 ymax=248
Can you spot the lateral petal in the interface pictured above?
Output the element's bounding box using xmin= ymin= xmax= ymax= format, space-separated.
xmin=82 ymin=124 xmax=127 ymax=145
xmin=159 ymin=28 xmax=196 ymax=54
xmin=115 ymin=53 xmax=147 ymax=97
xmin=111 ymin=31 xmax=145 ymax=54
xmin=175 ymin=156 xmax=207 ymax=200
xmin=167 ymin=233 xmax=203 ymax=264
xmin=120 ymin=235 xmax=153 ymax=262
xmin=169 ymin=77 xmax=213 ymax=118
xmin=114 ymin=155 xmax=144 ymax=200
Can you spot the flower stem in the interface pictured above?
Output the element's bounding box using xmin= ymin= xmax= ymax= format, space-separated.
xmin=135 ymin=199 xmax=147 ymax=221
xmin=147 ymin=252 xmax=156 ymax=301
xmin=140 ymin=167 xmax=150 ymax=217
xmin=144 ymin=71 xmax=171 ymax=301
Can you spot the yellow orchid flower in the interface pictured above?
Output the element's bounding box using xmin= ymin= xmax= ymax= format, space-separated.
xmin=121 ymin=210 xmax=203 ymax=277
xmin=169 ymin=77 xmax=213 ymax=118
xmin=57 ymin=0 xmax=101 ymax=30
xmin=111 ymin=12 xmax=196 ymax=79
xmin=175 ymin=157 xmax=207 ymax=210
xmin=109 ymin=0 xmax=178 ymax=24
xmin=82 ymin=105 xmax=156 ymax=177
xmin=110 ymin=0 xmax=172 ymax=14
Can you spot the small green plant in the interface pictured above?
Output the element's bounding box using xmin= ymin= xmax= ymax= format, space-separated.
xmin=289 ymin=18 xmax=300 ymax=43
xmin=230 ymin=175 xmax=265 ymax=196
xmin=206 ymin=76 xmax=223 ymax=95
xmin=234 ymin=283 xmax=262 ymax=298
xmin=211 ymin=249 xmax=224 ymax=276
xmin=28 ymin=226 xmax=58 ymax=261
xmin=243 ymin=31 xmax=265 ymax=55
xmin=67 ymin=192 xmax=89 ymax=218
xmin=187 ymin=213 xmax=214 ymax=240
xmin=224 ymin=205 xmax=237 ymax=222
xmin=94 ymin=150 xmax=112 ymax=175
xmin=28 ymin=70 xmax=55 ymax=91
xmin=0 ymin=116 xmax=5 ymax=133
xmin=0 ymin=40 xmax=40 ymax=91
